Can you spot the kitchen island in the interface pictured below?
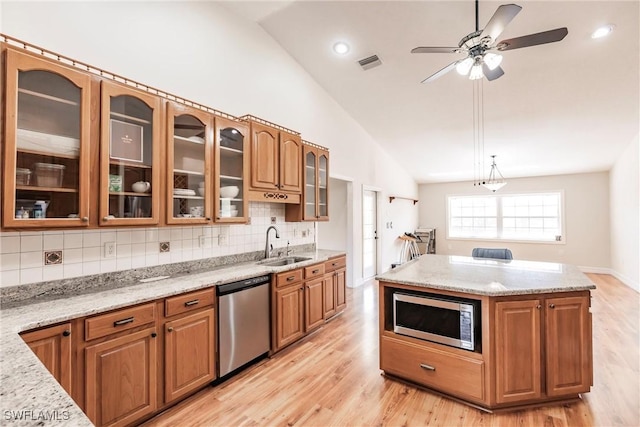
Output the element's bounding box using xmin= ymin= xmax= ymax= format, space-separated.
xmin=376 ymin=254 xmax=596 ymax=411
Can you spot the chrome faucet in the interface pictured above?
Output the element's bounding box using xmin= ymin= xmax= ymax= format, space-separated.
xmin=264 ymin=226 xmax=280 ymax=258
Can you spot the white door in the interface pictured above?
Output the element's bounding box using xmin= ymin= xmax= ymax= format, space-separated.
xmin=362 ymin=190 xmax=377 ymax=279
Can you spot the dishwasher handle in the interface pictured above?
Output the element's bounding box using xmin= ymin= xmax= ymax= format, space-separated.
xmin=217 ymin=275 xmax=270 ymax=296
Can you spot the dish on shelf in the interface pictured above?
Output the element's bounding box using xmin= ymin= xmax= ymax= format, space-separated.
xmin=17 ymin=128 xmax=80 ymax=156
xmin=220 ymin=186 xmax=240 ymax=198
xmin=187 ymin=135 xmax=204 ymax=143
xmin=198 ymin=188 xmax=205 ymax=197
xmin=173 ymin=188 xmax=196 ymax=196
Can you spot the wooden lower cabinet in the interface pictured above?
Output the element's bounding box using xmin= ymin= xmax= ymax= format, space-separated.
xmin=334 ymin=267 xmax=346 ymax=313
xmin=305 ymin=277 xmax=325 ymax=331
xmin=164 ymin=309 xmax=216 ymax=404
xmin=274 ymin=284 xmax=305 ymax=350
xmin=85 ymin=327 xmax=158 ymax=427
xmin=323 ymin=275 xmax=336 ymax=319
xmin=21 ymin=323 xmax=72 ymax=395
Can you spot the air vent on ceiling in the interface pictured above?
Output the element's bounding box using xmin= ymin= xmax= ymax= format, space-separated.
xmin=358 ymin=55 xmax=382 ymax=70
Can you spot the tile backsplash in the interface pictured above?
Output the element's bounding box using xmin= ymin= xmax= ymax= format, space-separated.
xmin=0 ymin=203 xmax=315 ymax=287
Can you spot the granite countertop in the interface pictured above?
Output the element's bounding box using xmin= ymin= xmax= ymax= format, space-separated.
xmin=375 ymin=254 xmax=596 ymax=296
xmin=0 ymin=249 xmax=345 ymax=426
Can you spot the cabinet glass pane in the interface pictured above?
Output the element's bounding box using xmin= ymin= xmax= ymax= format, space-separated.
xmin=172 ymin=115 xmax=206 ymax=219
xmin=318 ymin=154 xmax=328 ymax=217
xmin=219 ymin=127 xmax=245 ymax=218
xmin=14 ymin=70 xmax=81 ymax=219
xmin=107 ymin=95 xmax=153 ymax=219
xmin=305 ymin=151 xmax=316 ymax=218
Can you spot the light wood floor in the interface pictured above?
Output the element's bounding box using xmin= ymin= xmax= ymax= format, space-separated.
xmin=143 ymin=274 xmax=639 ymax=427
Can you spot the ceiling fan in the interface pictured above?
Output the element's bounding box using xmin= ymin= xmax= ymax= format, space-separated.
xmin=412 ymin=0 xmax=568 ymax=83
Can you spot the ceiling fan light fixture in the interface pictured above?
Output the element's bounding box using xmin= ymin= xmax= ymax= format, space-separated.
xmin=456 ymin=57 xmax=474 ymax=75
xmin=591 ymin=24 xmax=614 ymax=39
xmin=469 ymin=64 xmax=484 ymax=80
xmin=483 ymin=52 xmax=503 ymax=70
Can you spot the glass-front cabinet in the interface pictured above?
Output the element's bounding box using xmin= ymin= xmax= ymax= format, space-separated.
xmin=99 ymin=81 xmax=161 ymax=226
xmin=166 ymin=102 xmax=213 ymax=224
xmin=3 ymin=47 xmax=91 ymax=228
xmin=214 ymin=117 xmax=248 ymax=223
xmin=286 ymin=143 xmax=329 ymax=222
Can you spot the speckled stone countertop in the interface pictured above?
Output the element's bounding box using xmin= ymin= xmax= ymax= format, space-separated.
xmin=376 ymin=254 xmax=596 ymax=296
xmin=0 ymin=249 xmax=344 ymax=426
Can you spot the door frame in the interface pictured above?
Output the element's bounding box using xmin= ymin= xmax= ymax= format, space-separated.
xmin=362 ymin=185 xmax=382 ymax=281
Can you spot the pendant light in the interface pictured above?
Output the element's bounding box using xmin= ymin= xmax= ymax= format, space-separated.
xmin=482 ymin=155 xmax=507 ymax=192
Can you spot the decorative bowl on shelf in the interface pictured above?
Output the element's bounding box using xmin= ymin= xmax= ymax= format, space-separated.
xmin=132 ymin=181 xmax=151 ymax=193
xmin=198 ymin=188 xmax=205 ymax=197
xmin=220 ymin=186 xmax=239 ymax=199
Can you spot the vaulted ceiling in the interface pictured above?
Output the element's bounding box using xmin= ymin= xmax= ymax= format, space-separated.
xmin=224 ymin=1 xmax=639 ymax=183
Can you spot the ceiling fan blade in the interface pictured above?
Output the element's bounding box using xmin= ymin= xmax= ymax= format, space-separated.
xmin=497 ymin=27 xmax=569 ymax=51
xmin=421 ymin=60 xmax=459 ymax=83
xmin=411 ymin=47 xmax=459 ymax=54
xmin=480 ymin=4 xmax=522 ymax=43
xmin=482 ymin=63 xmax=505 ymax=81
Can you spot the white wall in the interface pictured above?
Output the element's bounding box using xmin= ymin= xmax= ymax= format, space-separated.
xmin=609 ymin=136 xmax=640 ymax=292
xmin=1 ymin=1 xmax=418 ymax=287
xmin=418 ymin=172 xmax=610 ymax=269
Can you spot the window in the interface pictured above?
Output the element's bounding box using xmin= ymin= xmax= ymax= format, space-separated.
xmin=448 ymin=192 xmax=563 ymax=242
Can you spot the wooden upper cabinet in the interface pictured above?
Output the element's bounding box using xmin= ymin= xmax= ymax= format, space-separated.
xmin=286 ymin=143 xmax=329 ymax=222
xmin=545 ymin=295 xmax=592 ymax=397
xmin=250 ymin=122 xmax=279 ymax=191
xmin=215 ymin=117 xmax=249 ymax=223
xmin=3 ymin=47 xmax=91 ymax=228
xmin=279 ymin=131 xmax=302 ymax=193
xmin=166 ymin=102 xmax=213 ymax=225
xmin=99 ymin=80 xmax=161 ymax=226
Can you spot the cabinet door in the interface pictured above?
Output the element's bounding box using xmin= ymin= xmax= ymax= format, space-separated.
xmin=545 ymin=296 xmax=592 ymax=396
xmin=99 ymin=80 xmax=161 ymax=226
xmin=250 ymin=122 xmax=279 ymax=190
xmin=303 ymin=148 xmax=317 ymax=220
xmin=494 ymin=299 xmax=542 ymax=404
xmin=164 ymin=309 xmax=216 ymax=404
xmin=3 ymin=47 xmax=91 ymax=228
xmin=85 ymin=327 xmax=157 ymax=427
xmin=279 ymin=131 xmax=302 ymax=193
xmin=317 ymin=149 xmax=329 ymax=220
xmin=323 ymin=275 xmax=336 ymax=319
xmin=335 ymin=268 xmax=347 ymax=313
xmin=166 ymin=102 xmax=213 ymax=225
xmin=215 ymin=117 xmax=249 ymax=223
xmin=21 ymin=323 xmax=72 ymax=394
xmin=275 ymin=285 xmax=304 ymax=350
xmin=305 ymin=277 xmax=325 ymax=332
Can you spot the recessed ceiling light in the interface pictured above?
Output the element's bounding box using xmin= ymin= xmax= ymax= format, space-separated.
xmin=591 ymin=24 xmax=614 ymax=39
xmin=333 ymin=42 xmax=350 ymax=55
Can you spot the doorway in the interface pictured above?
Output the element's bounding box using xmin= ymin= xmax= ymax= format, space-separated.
xmin=362 ymin=189 xmax=378 ymax=279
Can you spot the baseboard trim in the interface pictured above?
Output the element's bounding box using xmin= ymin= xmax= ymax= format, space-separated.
xmin=579 ymin=266 xmax=639 ymax=293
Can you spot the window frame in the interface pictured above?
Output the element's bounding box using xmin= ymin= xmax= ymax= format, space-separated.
xmin=446 ymin=190 xmax=565 ymax=245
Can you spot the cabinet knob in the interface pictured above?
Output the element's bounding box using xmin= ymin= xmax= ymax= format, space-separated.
xmin=151 ymin=332 xmax=157 ymax=338
xmin=536 ymin=304 xmax=542 ymax=309
xmin=167 ymin=327 xmax=174 ymax=332
xmin=82 ymin=217 xmax=89 ymax=222
xmin=206 ymin=217 xmax=211 ymax=221
xmin=62 ymin=330 xmax=71 ymax=337
xmin=549 ymin=303 xmax=556 ymax=309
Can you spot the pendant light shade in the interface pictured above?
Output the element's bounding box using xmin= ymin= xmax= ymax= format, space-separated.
xmin=483 ymin=52 xmax=503 ymax=70
xmin=456 ymin=57 xmax=474 ymax=75
xmin=469 ymin=64 xmax=484 ymax=80
xmin=481 ymin=155 xmax=507 ymax=192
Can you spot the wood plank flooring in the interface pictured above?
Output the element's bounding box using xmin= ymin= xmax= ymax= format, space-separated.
xmin=143 ymin=274 xmax=639 ymax=426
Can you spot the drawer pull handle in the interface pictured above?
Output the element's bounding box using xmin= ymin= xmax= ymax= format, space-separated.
xmin=287 ymin=276 xmax=295 ymax=282
xmin=419 ymin=363 xmax=436 ymax=371
xmin=113 ymin=317 xmax=134 ymax=326
xmin=312 ymin=269 xmax=319 ymax=274
xmin=184 ymin=299 xmax=199 ymax=307
xmin=62 ymin=330 xmax=71 ymax=337
xmin=332 ymin=263 xmax=337 ymax=267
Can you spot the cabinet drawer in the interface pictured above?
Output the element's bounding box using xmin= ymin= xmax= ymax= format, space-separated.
xmin=325 ymin=256 xmax=346 ymax=272
xmin=85 ymin=303 xmax=156 ymax=341
xmin=304 ymin=263 xmax=325 ymax=279
xmin=380 ymin=336 xmax=485 ymax=402
xmin=165 ymin=288 xmax=215 ymax=318
xmin=276 ymin=269 xmax=303 ymax=288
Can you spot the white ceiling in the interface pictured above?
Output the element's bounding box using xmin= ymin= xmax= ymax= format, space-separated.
xmin=225 ymin=1 xmax=639 ymax=183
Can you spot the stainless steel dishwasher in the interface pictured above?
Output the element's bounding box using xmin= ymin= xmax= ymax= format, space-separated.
xmin=216 ymin=275 xmax=270 ymax=378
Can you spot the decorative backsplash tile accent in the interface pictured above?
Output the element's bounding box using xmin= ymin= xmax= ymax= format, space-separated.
xmin=159 ymin=242 xmax=170 ymax=253
xmin=44 ymin=251 xmax=63 ymax=265
xmin=0 ymin=202 xmax=315 ymax=288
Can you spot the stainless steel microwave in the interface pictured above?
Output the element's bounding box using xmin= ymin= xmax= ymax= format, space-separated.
xmin=393 ymin=291 xmax=481 ymax=352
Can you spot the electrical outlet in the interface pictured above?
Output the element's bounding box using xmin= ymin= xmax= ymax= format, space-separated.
xmin=104 ymin=242 xmax=116 ymax=258
xmin=293 ymin=228 xmax=298 ymax=237
xmin=218 ymin=234 xmax=228 ymax=246
xmin=199 ymin=236 xmax=206 ymax=247
xmin=301 ymin=230 xmax=307 ymax=238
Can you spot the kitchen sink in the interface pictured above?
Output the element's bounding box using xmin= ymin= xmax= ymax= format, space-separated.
xmin=259 ymin=256 xmax=311 ymax=267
